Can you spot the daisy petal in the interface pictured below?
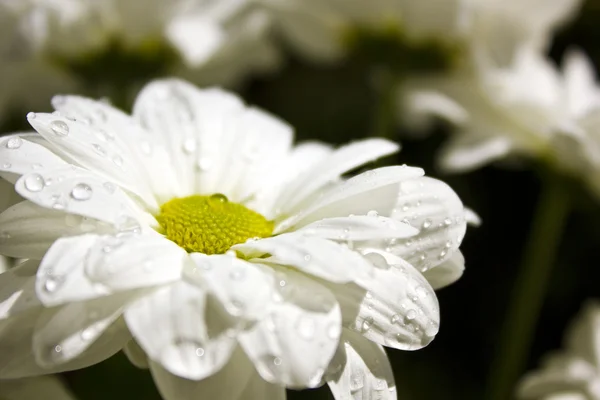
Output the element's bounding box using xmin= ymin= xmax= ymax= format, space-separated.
xmin=464 ymin=207 xmax=481 ymax=226
xmin=15 ymin=166 xmax=148 ymax=228
xmin=125 ymin=282 xmax=237 ymax=380
xmin=149 ymin=347 xmax=256 ymax=400
xmin=123 ymin=339 xmax=149 ymax=369
xmin=0 ymin=260 xmax=42 ymax=319
xmin=27 ymin=113 xmax=156 ymax=208
xmin=327 ymin=329 xmax=397 ymax=400
xmin=133 ymin=79 xmax=245 ymax=196
xmin=276 ymin=166 xmax=424 ymax=232
xmin=368 ymin=176 xmax=467 ymax=273
xmin=233 ymin=234 xmax=373 ymax=284
xmin=0 ymin=201 xmax=112 ymax=259
xmin=423 ymin=251 xmax=465 ymax=290
xmin=0 ymin=134 xmax=67 ymax=184
xmin=0 ymin=309 xmax=129 ymax=379
xmin=36 ymin=233 xmax=185 ymax=306
xmin=51 ymin=94 xmax=181 ymax=205
xmin=325 ymin=251 xmax=439 ymax=351
xmin=238 ymin=269 xmax=341 ymax=388
xmin=185 ymin=254 xmax=275 ymax=321
xmin=32 ymin=294 xmax=131 ymax=367
xmin=296 ymin=215 xmax=419 ymax=241
xmin=439 ymin=134 xmax=513 ymax=173
xmin=276 ymin=139 xmax=400 ymax=214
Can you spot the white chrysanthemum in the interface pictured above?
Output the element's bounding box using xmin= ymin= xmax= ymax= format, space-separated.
xmin=517 ymin=302 xmax=600 ymax=399
xmin=256 ymin=0 xmax=580 ymax=63
xmin=0 ymin=0 xmax=277 ymax=121
xmin=403 ymin=46 xmax=600 ymax=191
xmin=0 ymin=79 xmax=469 ymax=399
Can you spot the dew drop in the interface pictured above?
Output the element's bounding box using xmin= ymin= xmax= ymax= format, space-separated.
xmin=24 ymin=174 xmax=45 ymax=192
xmin=112 ymin=155 xmax=123 ymax=167
xmin=327 ymin=323 xmax=341 ymax=339
xmin=92 ymin=144 xmax=106 ymax=157
xmin=116 ymin=216 xmax=141 ymax=236
xmin=6 ymin=137 xmax=22 ymax=149
xmin=364 ymin=252 xmax=388 ymax=269
xmin=210 ymin=193 xmax=228 ymax=203
xmin=80 ymin=327 xmax=95 ymax=341
xmin=195 ymin=347 xmax=205 ymax=357
xmin=197 ymin=158 xmax=212 ymax=171
xmin=229 ymin=268 xmax=245 ymax=281
xmin=304 ymin=254 xmax=311 ymax=262
xmin=444 ymin=218 xmax=452 ymax=226
xmin=44 ymin=275 xmax=64 ymax=293
xmin=50 ymin=120 xmax=69 ymax=136
xmin=182 ymin=138 xmax=196 ymax=154
xmin=367 ymin=210 xmax=379 ymax=217
xmin=350 ymin=373 xmax=365 ymax=391
xmin=103 ymin=182 xmax=116 ymax=194
xmin=422 ymin=218 xmax=432 ymax=229
xmin=273 ymin=357 xmax=282 ymax=366
xmin=406 ymin=309 xmax=417 ymax=320
xmin=2 ymin=163 xmax=11 ymax=169
xmin=391 ymin=314 xmax=400 ymax=324
xmin=438 ymin=250 xmax=447 ymax=259
xmin=54 ymin=345 xmax=62 ymax=353
xmin=71 ymin=183 xmax=93 ymax=201
xmin=365 ymin=291 xmax=373 ymax=299
xmin=295 ymin=316 xmax=316 ymax=341
xmin=362 ymin=317 xmax=374 ymax=332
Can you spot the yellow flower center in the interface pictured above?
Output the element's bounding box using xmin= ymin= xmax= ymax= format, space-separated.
xmin=156 ymin=194 xmax=274 ymax=255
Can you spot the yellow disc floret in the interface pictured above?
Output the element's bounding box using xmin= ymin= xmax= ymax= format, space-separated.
xmin=157 ymin=194 xmax=274 ymax=255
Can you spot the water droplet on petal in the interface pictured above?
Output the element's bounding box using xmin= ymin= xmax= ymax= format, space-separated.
xmin=6 ymin=137 xmax=22 ymax=149
xmin=24 ymin=174 xmax=45 ymax=192
xmin=2 ymin=163 xmax=11 ymax=169
xmin=295 ymin=316 xmax=316 ymax=341
xmin=50 ymin=120 xmax=69 ymax=136
xmin=71 ymin=183 xmax=93 ymax=201
xmin=80 ymin=327 xmax=95 ymax=341
xmin=44 ymin=275 xmax=64 ymax=293
xmin=367 ymin=210 xmax=379 ymax=217
xmin=197 ymin=158 xmax=212 ymax=171
xmin=444 ymin=218 xmax=452 ymax=226
xmin=116 ymin=216 xmax=141 ymax=236
xmin=327 ymin=323 xmax=341 ymax=339
xmin=406 ymin=309 xmax=417 ymax=320
xmin=304 ymin=254 xmax=311 ymax=262
xmin=391 ymin=314 xmax=400 ymax=324
xmin=362 ymin=316 xmax=374 ymax=332
xmin=422 ymin=219 xmax=432 ymax=229
xmin=92 ymin=144 xmax=106 ymax=157
xmin=195 ymin=347 xmax=205 ymax=357
xmin=182 ymin=138 xmax=196 ymax=154
xmin=229 ymin=268 xmax=245 ymax=281
xmin=210 ymin=193 xmax=228 ymax=203
xmin=54 ymin=345 xmax=62 ymax=353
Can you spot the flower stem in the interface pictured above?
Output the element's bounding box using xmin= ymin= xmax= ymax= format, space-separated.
xmin=486 ymin=176 xmax=570 ymax=400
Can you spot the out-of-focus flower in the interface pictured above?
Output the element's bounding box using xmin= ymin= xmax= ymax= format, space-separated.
xmin=517 ymin=302 xmax=600 ymax=399
xmin=256 ymin=0 xmax=581 ymax=65
xmin=0 ymin=0 xmax=278 ymax=121
xmin=403 ymin=47 xmax=600 ymax=194
xmin=0 ymin=79 xmax=470 ymax=399
xmin=0 ymin=375 xmax=76 ymax=400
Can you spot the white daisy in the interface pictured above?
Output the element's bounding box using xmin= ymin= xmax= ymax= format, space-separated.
xmin=517 ymin=301 xmax=600 ymax=399
xmin=403 ymin=46 xmax=600 ymax=193
xmin=0 ymin=0 xmax=277 ymax=121
xmin=0 ymin=79 xmax=469 ymax=399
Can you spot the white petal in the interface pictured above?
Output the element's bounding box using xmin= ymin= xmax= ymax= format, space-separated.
xmin=405 ymin=90 xmax=469 ymax=124
xmin=36 ymin=233 xmax=185 ymax=306
xmin=27 ymin=113 xmax=157 ymax=209
xmin=149 ymin=347 xmax=256 ymax=400
xmin=233 ymin=234 xmax=374 ymax=284
xmin=166 ymin=15 xmax=224 ymax=66
xmin=0 ymin=134 xmax=67 ymax=184
xmin=0 ymin=308 xmax=129 ymax=379
xmin=439 ymin=134 xmax=513 ymax=172
xmin=125 ymin=282 xmax=236 ymax=380
xmin=0 ymin=200 xmax=112 ymax=259
xmin=133 ymin=80 xmax=245 ymax=196
xmin=328 ymin=329 xmax=396 ymax=400
xmin=0 ymin=375 xmax=76 ymax=400
xmin=123 ymin=339 xmax=149 ymax=369
xmin=276 ymin=166 xmax=424 ymax=232
xmin=464 ymin=207 xmax=482 ymax=226
xmin=367 ymin=176 xmax=467 ymax=273
xmin=325 ymin=250 xmax=439 ymax=350
xmin=563 ymin=49 xmax=600 ymax=117
xmin=296 ymin=215 xmax=419 ymax=241
xmin=185 ymin=254 xmax=275 ymax=321
xmin=238 ymin=269 xmax=341 ymax=388
xmin=220 ymin=106 xmax=293 ymax=206
xmin=0 ymin=259 xmax=41 ymax=319
xmin=517 ymin=354 xmax=596 ymax=399
xmin=564 ymin=302 xmax=600 ymax=366
xmin=32 ymin=294 xmax=131 ymax=368
xmin=422 ymin=251 xmax=465 ymax=290
xmin=15 ymin=166 xmax=149 ymax=229
xmin=275 ymin=139 xmax=400 ymax=214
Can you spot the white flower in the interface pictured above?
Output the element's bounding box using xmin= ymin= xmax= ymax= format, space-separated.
xmin=0 ymin=0 xmax=277 ymax=121
xmin=0 ymin=375 xmax=76 ymax=400
xmin=517 ymin=301 xmax=600 ymax=399
xmin=403 ymin=46 xmax=600 ymax=191
xmin=255 ymin=0 xmax=580 ymax=64
xmin=0 ymin=79 xmax=469 ymax=399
